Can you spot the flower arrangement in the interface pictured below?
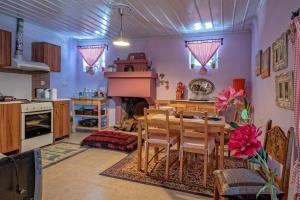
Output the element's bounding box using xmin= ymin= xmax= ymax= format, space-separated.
xmin=216 ymin=87 xmax=278 ymax=200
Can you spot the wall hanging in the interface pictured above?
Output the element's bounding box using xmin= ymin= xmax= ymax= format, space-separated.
xmin=272 ymin=32 xmax=288 ymax=72
xmin=256 ymin=50 xmax=262 ymax=76
xmin=185 ymin=38 xmax=223 ymax=75
xmin=261 ymin=47 xmax=271 ymax=79
xmin=189 ymin=78 xmax=214 ymax=101
xmin=275 ymin=71 xmax=294 ymax=110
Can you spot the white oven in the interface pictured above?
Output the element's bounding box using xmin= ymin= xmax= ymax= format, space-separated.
xmin=21 ymin=102 xmax=53 ymax=152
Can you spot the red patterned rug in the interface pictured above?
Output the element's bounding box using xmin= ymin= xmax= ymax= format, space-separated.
xmin=81 ymin=131 xmax=137 ymax=152
xmin=100 ymin=149 xmax=247 ymax=197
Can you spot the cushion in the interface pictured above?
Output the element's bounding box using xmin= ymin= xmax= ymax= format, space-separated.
xmin=148 ymin=133 xmax=179 ymax=145
xmin=182 ymin=136 xmax=215 ymax=154
xmin=214 ymin=168 xmax=282 ymax=198
xmin=81 ymin=131 xmax=138 ymax=152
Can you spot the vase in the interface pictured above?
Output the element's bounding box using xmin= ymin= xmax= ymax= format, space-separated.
xmin=224 ymin=104 xmax=237 ymax=123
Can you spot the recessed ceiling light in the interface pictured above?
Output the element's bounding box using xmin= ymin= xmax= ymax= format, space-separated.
xmin=193 ymin=22 xmax=202 ymax=30
xmin=205 ymin=22 xmax=213 ymax=29
xmin=95 ymin=30 xmax=101 ymax=35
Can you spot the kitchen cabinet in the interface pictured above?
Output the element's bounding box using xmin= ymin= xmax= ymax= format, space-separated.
xmin=32 ymin=42 xmax=61 ymax=72
xmin=0 ymin=29 xmax=12 ymax=67
xmin=53 ymin=100 xmax=70 ymax=139
xmin=0 ymin=103 xmax=21 ymax=153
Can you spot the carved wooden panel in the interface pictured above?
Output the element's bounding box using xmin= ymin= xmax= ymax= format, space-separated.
xmin=264 ymin=126 xmax=288 ymax=165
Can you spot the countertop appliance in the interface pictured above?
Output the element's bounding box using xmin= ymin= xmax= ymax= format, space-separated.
xmin=21 ymin=102 xmax=53 ymax=152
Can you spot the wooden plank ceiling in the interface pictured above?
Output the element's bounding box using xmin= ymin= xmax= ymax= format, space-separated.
xmin=0 ymin=0 xmax=262 ymax=40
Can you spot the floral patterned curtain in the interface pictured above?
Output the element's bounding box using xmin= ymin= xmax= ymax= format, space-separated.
xmin=289 ymin=15 xmax=300 ymax=199
xmin=186 ymin=39 xmax=222 ymax=75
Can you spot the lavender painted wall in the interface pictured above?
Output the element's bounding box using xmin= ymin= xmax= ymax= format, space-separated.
xmin=77 ymin=32 xmax=252 ymax=99
xmin=251 ymin=0 xmax=300 ymax=132
xmin=0 ymin=13 xmax=77 ymax=99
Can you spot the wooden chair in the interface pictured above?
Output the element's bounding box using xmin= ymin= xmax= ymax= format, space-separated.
xmin=154 ymin=99 xmax=170 ymax=109
xmin=179 ymin=111 xmax=217 ymax=187
xmin=169 ymin=103 xmax=186 ymax=112
xmin=143 ymin=108 xmax=180 ymax=179
xmin=214 ymin=126 xmax=294 ymax=200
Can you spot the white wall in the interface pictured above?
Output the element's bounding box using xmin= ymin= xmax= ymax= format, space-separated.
xmin=0 ymin=72 xmax=31 ymax=100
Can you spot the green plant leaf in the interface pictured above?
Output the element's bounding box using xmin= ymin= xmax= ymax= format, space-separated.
xmin=240 ymin=108 xmax=250 ymax=120
xmin=256 ymin=184 xmax=269 ymax=198
xmin=230 ymin=122 xmax=240 ymax=129
xmin=248 ymin=155 xmax=260 ymax=164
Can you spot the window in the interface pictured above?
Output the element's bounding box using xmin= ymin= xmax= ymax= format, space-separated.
xmin=189 ymin=50 xmax=219 ymax=70
xmin=82 ymin=50 xmax=106 ymax=72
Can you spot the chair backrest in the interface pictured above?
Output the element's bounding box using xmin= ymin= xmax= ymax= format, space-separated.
xmin=144 ymin=108 xmax=171 ymax=141
xmin=154 ymin=100 xmax=170 ymax=109
xmin=169 ymin=104 xmax=186 ymax=112
xmin=264 ymin=126 xmax=294 ymax=195
xmin=179 ymin=111 xmax=208 ymax=148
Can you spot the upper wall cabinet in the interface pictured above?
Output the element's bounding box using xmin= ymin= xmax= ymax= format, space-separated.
xmin=32 ymin=42 xmax=61 ymax=72
xmin=0 ymin=29 xmax=12 ymax=67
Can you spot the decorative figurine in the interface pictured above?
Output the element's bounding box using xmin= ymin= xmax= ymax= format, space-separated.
xmin=176 ymin=81 xmax=185 ymax=100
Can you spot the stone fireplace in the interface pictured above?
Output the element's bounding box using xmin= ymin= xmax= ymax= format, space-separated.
xmin=104 ymin=71 xmax=158 ymax=126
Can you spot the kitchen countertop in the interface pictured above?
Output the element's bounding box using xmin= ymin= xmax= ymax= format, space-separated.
xmin=0 ymin=101 xmax=23 ymax=104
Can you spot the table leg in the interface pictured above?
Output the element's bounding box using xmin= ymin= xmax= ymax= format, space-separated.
xmin=219 ymin=127 xmax=225 ymax=169
xmin=137 ymin=121 xmax=142 ymax=171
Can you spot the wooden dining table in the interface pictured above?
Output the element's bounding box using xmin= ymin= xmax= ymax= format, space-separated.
xmin=136 ymin=114 xmax=227 ymax=171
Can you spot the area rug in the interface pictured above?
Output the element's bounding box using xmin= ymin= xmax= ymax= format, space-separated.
xmin=81 ymin=131 xmax=138 ymax=152
xmin=100 ymin=149 xmax=247 ymax=197
xmin=41 ymin=142 xmax=88 ymax=168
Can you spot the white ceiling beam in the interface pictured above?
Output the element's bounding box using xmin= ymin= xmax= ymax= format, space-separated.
xmin=242 ymin=0 xmax=250 ymax=29
xmin=231 ymin=0 xmax=237 ymax=31
xmin=194 ymin=0 xmax=204 ymax=25
xmin=221 ymin=0 xmax=224 ymax=31
xmin=207 ymin=0 xmax=215 ymax=29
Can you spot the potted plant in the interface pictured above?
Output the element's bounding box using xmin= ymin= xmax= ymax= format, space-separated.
xmin=211 ymin=57 xmax=218 ymax=69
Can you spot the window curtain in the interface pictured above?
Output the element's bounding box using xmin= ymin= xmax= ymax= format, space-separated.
xmin=78 ymin=45 xmax=105 ymax=68
xmin=289 ymin=15 xmax=300 ymax=199
xmin=186 ymin=39 xmax=222 ymax=75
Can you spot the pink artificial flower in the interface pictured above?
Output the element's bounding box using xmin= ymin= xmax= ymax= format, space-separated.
xmin=228 ymin=125 xmax=262 ymax=157
xmin=215 ymin=87 xmax=244 ymax=112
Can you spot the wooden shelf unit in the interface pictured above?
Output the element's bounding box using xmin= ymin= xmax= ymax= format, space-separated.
xmin=72 ymin=98 xmax=109 ymax=132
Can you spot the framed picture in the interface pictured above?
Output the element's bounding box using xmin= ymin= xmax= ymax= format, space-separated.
xmin=261 ymin=47 xmax=271 ymax=79
xmin=272 ymin=32 xmax=288 ymax=72
xmin=256 ymin=50 xmax=262 ymax=76
xmin=275 ymin=71 xmax=294 ymax=110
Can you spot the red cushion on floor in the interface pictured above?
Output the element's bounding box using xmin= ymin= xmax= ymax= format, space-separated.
xmin=81 ymin=131 xmax=138 ymax=152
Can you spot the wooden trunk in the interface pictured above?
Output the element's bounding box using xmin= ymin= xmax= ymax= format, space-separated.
xmin=0 ymin=103 xmax=21 ymax=153
xmin=53 ymin=101 xmax=70 ymax=139
xmin=32 ymin=42 xmax=61 ymax=72
xmin=0 ymin=29 xmax=12 ymax=67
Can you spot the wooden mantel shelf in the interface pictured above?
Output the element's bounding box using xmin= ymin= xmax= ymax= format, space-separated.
xmin=104 ymin=71 xmax=158 ymax=79
xmin=113 ymin=59 xmax=147 ymax=65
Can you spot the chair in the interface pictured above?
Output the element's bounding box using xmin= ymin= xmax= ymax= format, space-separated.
xmin=169 ymin=103 xmax=186 ymax=112
xmin=143 ymin=108 xmax=180 ymax=179
xmin=179 ymin=111 xmax=217 ymax=187
xmin=214 ymin=126 xmax=294 ymax=200
xmin=154 ymin=99 xmax=170 ymax=109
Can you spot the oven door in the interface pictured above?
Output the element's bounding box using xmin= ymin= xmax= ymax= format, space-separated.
xmin=22 ymin=110 xmax=53 ymax=140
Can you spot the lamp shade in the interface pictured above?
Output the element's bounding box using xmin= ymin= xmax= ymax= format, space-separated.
xmin=233 ymin=79 xmax=245 ymax=92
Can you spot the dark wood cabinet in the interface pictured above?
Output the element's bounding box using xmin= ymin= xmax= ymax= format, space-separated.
xmin=53 ymin=101 xmax=70 ymax=139
xmin=0 ymin=103 xmax=21 ymax=153
xmin=32 ymin=42 xmax=61 ymax=72
xmin=0 ymin=29 xmax=12 ymax=67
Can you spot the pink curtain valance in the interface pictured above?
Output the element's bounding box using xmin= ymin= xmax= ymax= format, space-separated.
xmin=186 ymin=39 xmax=222 ymax=75
xmin=78 ymin=45 xmax=106 ymax=68
xmin=289 ymin=15 xmax=300 ymax=199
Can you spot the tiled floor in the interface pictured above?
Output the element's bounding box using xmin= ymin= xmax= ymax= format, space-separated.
xmin=43 ymin=132 xmax=212 ymax=200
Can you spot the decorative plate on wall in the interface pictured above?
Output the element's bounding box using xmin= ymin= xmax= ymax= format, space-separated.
xmin=189 ymin=78 xmax=215 ymax=96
